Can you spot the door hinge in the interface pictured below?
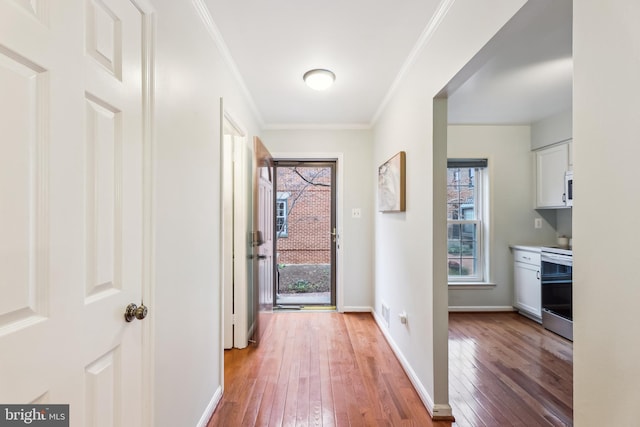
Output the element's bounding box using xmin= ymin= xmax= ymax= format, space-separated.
xmin=231 ymin=313 xmax=236 ymax=325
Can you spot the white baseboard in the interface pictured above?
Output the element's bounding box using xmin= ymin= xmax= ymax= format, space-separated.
xmin=196 ymin=385 xmax=223 ymax=427
xmin=371 ymin=311 xmax=452 ymax=419
xmin=342 ymin=305 xmax=373 ymax=312
xmin=448 ymin=305 xmax=515 ymax=312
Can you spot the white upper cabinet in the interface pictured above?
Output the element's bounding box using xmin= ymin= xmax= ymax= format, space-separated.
xmin=535 ymin=142 xmax=570 ymax=208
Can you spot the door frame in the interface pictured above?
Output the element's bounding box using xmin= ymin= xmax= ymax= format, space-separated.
xmin=220 ymin=102 xmax=251 ymax=351
xmin=270 ymin=152 xmax=345 ymax=312
xmin=221 ymin=106 xmax=247 ymax=351
xmin=138 ymin=3 xmax=155 ymax=425
xmin=273 ymin=160 xmax=337 ymax=307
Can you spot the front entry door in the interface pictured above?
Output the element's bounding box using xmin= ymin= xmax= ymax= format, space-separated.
xmin=251 ymin=137 xmax=274 ymax=345
xmin=274 ymin=161 xmax=337 ymax=308
xmin=0 ymin=1 xmax=151 ymax=424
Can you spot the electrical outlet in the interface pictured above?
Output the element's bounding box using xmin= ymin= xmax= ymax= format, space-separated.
xmin=399 ymin=311 xmax=408 ymax=325
xmin=352 ymin=208 xmax=362 ymax=219
xmin=534 ymin=218 xmax=542 ymax=229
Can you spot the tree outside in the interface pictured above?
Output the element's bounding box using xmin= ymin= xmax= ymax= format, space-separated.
xmin=276 ymin=166 xmax=332 ymax=296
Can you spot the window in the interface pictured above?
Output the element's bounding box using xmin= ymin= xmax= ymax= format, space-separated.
xmin=447 ymin=159 xmax=488 ymax=283
xmin=276 ymin=198 xmax=288 ymax=237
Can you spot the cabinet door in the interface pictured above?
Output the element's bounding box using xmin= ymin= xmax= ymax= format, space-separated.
xmin=514 ymin=262 xmax=541 ymax=319
xmin=536 ymin=143 xmax=569 ymax=208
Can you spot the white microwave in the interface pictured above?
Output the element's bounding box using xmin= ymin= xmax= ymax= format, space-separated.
xmin=565 ymin=171 xmax=573 ymax=206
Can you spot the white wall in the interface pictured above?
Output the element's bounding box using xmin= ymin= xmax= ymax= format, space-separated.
xmin=372 ymin=0 xmax=527 ymax=415
xmin=556 ymin=208 xmax=572 ymax=238
xmin=531 ymin=108 xmax=572 ymax=150
xmin=262 ymin=129 xmax=374 ymax=310
xmin=573 ymin=1 xmax=640 ymax=424
xmin=447 ymin=125 xmax=556 ymax=309
xmin=152 ymin=2 xmax=261 ymax=426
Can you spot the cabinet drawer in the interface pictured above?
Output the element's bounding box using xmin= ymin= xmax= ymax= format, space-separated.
xmin=514 ymin=251 xmax=540 ymax=265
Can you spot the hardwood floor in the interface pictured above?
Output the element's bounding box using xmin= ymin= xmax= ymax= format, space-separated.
xmin=448 ymin=312 xmax=572 ymax=427
xmin=208 ymin=311 xmax=573 ymax=427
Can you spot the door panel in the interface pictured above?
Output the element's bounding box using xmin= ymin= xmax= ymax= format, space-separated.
xmin=0 ymin=0 xmax=150 ymax=424
xmin=0 ymin=46 xmax=47 ymax=336
xmin=258 ymin=174 xmax=274 ymax=308
xmin=252 ymin=137 xmax=274 ymax=345
xmin=0 ymin=27 xmax=50 ymax=404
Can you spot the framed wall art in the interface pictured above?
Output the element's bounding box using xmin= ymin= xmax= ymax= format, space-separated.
xmin=378 ymin=151 xmax=406 ymax=212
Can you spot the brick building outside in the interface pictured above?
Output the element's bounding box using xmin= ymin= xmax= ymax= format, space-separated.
xmin=276 ymin=166 xmax=332 ymax=265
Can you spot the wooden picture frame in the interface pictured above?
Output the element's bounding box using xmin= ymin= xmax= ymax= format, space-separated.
xmin=378 ymin=151 xmax=406 ymax=212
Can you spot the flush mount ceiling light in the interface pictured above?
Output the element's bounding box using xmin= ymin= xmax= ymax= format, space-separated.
xmin=303 ymin=69 xmax=336 ymax=91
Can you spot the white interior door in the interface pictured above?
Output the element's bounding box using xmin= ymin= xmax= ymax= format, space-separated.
xmin=222 ymin=134 xmax=234 ymax=349
xmin=232 ymin=136 xmax=252 ymax=349
xmin=222 ymin=111 xmax=247 ymax=350
xmin=0 ymin=1 xmax=151 ymax=425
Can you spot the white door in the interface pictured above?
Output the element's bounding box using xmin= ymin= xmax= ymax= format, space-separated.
xmin=222 ymin=133 xmax=234 ymax=349
xmin=221 ymin=111 xmax=247 ymax=350
xmin=230 ymin=135 xmax=252 ymax=349
xmin=252 ymin=137 xmax=274 ymax=345
xmin=257 ymin=160 xmax=274 ymax=311
xmin=0 ymin=1 xmax=151 ymax=425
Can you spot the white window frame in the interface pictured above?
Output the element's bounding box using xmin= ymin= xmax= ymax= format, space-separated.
xmin=276 ymin=194 xmax=289 ymax=237
xmin=447 ymin=162 xmax=489 ymax=284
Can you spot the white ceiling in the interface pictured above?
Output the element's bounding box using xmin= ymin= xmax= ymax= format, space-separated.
xmin=204 ymin=0 xmax=572 ymax=128
xmin=446 ymin=0 xmax=572 ymax=125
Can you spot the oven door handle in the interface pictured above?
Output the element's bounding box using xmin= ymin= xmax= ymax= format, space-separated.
xmin=541 ymin=253 xmax=573 ymax=267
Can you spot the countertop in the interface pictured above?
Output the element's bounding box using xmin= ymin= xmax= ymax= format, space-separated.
xmin=510 ymin=245 xmax=543 ymax=252
xmin=510 ymin=244 xmax=573 ymax=256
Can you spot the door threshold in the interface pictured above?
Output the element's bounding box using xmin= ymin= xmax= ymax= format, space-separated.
xmin=275 ymin=305 xmax=302 ymax=311
xmin=301 ymin=305 xmax=336 ymax=311
xmin=274 ymin=305 xmax=336 ymax=312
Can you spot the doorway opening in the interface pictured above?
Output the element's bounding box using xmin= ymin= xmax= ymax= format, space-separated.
xmin=221 ymin=105 xmax=256 ymax=350
xmin=439 ymin=0 xmax=574 ymax=422
xmin=273 ymin=161 xmax=337 ymax=308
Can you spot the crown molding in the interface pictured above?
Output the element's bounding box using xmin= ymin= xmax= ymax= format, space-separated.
xmin=263 ymin=122 xmax=372 ymax=131
xmin=370 ymin=0 xmax=456 ymax=126
xmin=191 ymin=0 xmax=265 ymax=128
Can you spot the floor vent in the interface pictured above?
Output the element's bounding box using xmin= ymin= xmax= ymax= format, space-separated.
xmin=381 ymin=302 xmax=390 ymax=328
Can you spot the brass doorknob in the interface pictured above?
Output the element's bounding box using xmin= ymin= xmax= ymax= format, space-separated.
xmin=124 ymin=302 xmax=148 ymax=322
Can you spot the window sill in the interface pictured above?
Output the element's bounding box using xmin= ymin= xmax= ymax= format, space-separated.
xmin=448 ymin=282 xmax=496 ymax=289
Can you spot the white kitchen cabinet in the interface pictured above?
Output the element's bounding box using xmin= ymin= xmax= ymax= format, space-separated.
xmin=513 ymin=247 xmax=542 ymax=322
xmin=535 ymin=142 xmax=570 ymax=208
